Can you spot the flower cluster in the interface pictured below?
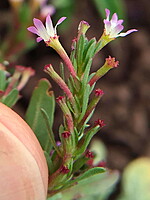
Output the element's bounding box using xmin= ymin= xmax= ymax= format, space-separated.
xmin=104 ymin=8 xmax=137 ymax=38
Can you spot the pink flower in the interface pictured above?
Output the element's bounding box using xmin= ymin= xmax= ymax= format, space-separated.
xmin=104 ymin=8 xmax=137 ymax=38
xmin=27 ymin=15 xmax=66 ymax=42
xmin=0 ymin=103 xmax=48 ymax=200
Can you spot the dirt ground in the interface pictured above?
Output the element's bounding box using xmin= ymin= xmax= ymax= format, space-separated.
xmin=0 ymin=0 xmax=150 ymax=199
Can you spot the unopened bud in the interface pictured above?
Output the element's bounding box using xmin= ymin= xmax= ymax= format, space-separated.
xmin=56 ymin=96 xmax=65 ymax=103
xmin=60 ymin=165 xmax=70 ymax=174
xmin=78 ymin=20 xmax=90 ymax=37
xmin=85 ymin=150 xmax=95 ymax=159
xmin=94 ymin=89 xmax=104 ymax=97
xmin=62 ymin=131 xmax=71 ymax=138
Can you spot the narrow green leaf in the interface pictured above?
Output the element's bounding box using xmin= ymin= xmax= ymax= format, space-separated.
xmin=83 ymin=38 xmax=96 ymax=60
xmin=72 ymin=156 xmax=88 ymax=173
xmin=76 ymin=126 xmax=100 ymax=156
xmin=41 ymin=108 xmax=62 ymax=157
xmin=60 ymin=62 xmax=65 ymax=81
xmin=78 ymin=84 xmax=91 ymax=123
xmin=63 ymin=167 xmax=105 ymax=190
xmin=44 ymin=151 xmax=55 ymax=174
xmin=25 ymin=78 xmax=55 ymax=152
xmin=82 ymin=39 xmax=96 ymax=72
xmin=76 ymin=34 xmax=87 ymax=67
xmin=67 ymin=78 xmax=74 ymax=94
xmin=2 ymin=89 xmax=19 ymax=107
xmin=79 ymin=110 xmax=95 ymax=136
xmin=0 ymin=70 xmax=6 ymax=91
xmin=82 ymin=58 xmax=92 ymax=87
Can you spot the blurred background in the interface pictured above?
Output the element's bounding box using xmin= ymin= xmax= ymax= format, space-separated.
xmin=0 ymin=0 xmax=150 ymax=199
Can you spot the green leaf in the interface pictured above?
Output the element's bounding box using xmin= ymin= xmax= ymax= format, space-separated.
xmin=41 ymin=108 xmax=62 ymax=157
xmin=76 ymin=34 xmax=88 ymax=69
xmin=2 ymin=89 xmax=19 ymax=107
xmin=25 ymin=78 xmax=55 ymax=152
xmin=117 ymin=157 xmax=150 ymax=200
xmin=82 ymin=58 xmax=92 ymax=87
xmin=63 ymin=167 xmax=105 ymax=189
xmin=78 ymin=84 xmax=91 ymax=123
xmin=72 ymin=156 xmax=88 ymax=173
xmin=0 ymin=70 xmax=6 ymax=91
xmin=83 ymin=38 xmax=96 ymax=63
xmin=76 ymin=126 xmax=100 ymax=156
xmin=47 ymin=193 xmax=62 ymax=200
xmin=44 ymin=151 xmax=55 ymax=174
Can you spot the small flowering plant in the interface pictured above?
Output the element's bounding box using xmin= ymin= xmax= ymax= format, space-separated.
xmin=0 ymin=8 xmax=137 ymax=200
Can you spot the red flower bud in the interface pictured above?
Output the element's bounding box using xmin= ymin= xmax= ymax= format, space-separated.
xmin=60 ymin=165 xmax=70 ymax=174
xmin=95 ymin=119 xmax=106 ymax=128
xmin=62 ymin=131 xmax=71 ymax=138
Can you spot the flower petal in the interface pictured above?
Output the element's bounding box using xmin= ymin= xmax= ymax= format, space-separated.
xmin=36 ymin=37 xmax=43 ymax=42
xmin=111 ymin=13 xmax=118 ymax=24
xmin=110 ymin=24 xmax=124 ymax=38
xmin=45 ymin=14 xmax=55 ymax=37
xmin=54 ymin=17 xmax=67 ymax=34
xmin=56 ymin=17 xmax=67 ymax=26
xmin=111 ymin=13 xmax=119 ymax=29
xmin=105 ymin=8 xmax=110 ymax=20
xmin=117 ymin=19 xmax=124 ymax=25
xmin=104 ymin=20 xmax=111 ymax=34
xmin=33 ymin=18 xmax=49 ymax=41
xmin=27 ymin=26 xmax=39 ymax=35
xmin=117 ymin=29 xmax=138 ymax=37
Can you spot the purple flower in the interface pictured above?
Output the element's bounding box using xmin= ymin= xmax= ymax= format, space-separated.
xmin=27 ymin=15 xmax=66 ymax=42
xmin=104 ymin=8 xmax=137 ymax=38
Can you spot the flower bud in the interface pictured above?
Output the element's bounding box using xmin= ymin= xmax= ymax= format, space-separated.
xmin=0 ymin=103 xmax=48 ymax=200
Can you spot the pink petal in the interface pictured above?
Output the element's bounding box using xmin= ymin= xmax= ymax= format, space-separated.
xmin=117 ymin=19 xmax=124 ymax=25
xmin=105 ymin=8 xmax=110 ymax=20
xmin=111 ymin=13 xmax=118 ymax=24
xmin=118 ymin=29 xmax=138 ymax=37
xmin=36 ymin=37 xmax=43 ymax=42
xmin=54 ymin=17 xmax=67 ymax=34
xmin=33 ymin=18 xmax=49 ymax=40
xmin=110 ymin=24 xmax=124 ymax=38
xmin=46 ymin=14 xmax=54 ymax=36
xmin=27 ymin=26 xmax=39 ymax=35
xmin=104 ymin=20 xmax=111 ymax=34
xmin=56 ymin=17 xmax=67 ymax=26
